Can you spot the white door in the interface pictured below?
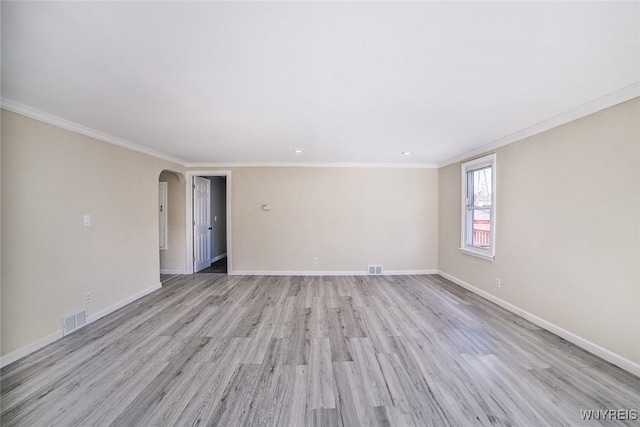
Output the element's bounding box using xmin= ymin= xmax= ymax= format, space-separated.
xmin=193 ymin=177 xmax=211 ymax=272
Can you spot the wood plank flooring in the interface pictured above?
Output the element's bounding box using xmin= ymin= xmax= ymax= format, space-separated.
xmin=1 ymin=274 xmax=639 ymax=426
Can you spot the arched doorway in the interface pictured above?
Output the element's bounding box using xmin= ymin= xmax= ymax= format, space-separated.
xmin=158 ymin=170 xmax=187 ymax=274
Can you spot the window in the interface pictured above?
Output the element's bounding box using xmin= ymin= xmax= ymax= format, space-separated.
xmin=461 ymin=154 xmax=496 ymax=260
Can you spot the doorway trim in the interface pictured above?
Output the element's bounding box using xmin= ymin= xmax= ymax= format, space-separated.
xmin=185 ymin=170 xmax=233 ymax=274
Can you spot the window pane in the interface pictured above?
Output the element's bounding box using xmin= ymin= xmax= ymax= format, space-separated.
xmin=471 ymin=167 xmax=492 ymax=207
xmin=472 ymin=209 xmax=491 ymax=247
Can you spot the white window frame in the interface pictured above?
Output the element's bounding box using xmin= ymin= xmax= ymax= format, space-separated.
xmin=460 ymin=153 xmax=496 ymax=261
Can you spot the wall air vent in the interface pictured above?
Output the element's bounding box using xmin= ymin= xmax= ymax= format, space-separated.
xmin=368 ymin=265 xmax=383 ymax=275
xmin=62 ymin=310 xmax=87 ymax=336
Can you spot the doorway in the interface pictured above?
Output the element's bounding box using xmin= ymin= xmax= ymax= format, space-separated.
xmin=158 ymin=170 xmax=187 ymax=275
xmin=187 ymin=171 xmax=232 ymax=274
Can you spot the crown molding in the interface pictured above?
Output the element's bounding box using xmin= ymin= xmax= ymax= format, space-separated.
xmin=1 ymin=98 xmax=190 ymax=166
xmin=0 ymin=98 xmax=436 ymax=169
xmin=437 ymin=82 xmax=640 ymax=168
xmin=7 ymin=82 xmax=636 ymax=172
xmin=185 ymin=162 xmax=437 ymax=169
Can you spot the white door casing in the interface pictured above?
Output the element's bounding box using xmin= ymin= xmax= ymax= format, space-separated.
xmin=185 ymin=171 xmax=232 ymax=275
xmin=193 ymin=176 xmax=211 ymax=272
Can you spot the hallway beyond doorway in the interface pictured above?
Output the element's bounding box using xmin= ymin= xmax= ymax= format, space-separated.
xmin=196 ymin=256 xmax=228 ymax=274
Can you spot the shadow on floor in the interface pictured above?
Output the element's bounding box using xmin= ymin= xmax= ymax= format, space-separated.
xmin=197 ymin=257 xmax=227 ymax=274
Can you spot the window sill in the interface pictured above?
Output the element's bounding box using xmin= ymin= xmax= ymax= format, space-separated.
xmin=459 ymin=247 xmax=494 ymax=262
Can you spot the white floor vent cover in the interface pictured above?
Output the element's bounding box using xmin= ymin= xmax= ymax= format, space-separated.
xmin=368 ymin=265 xmax=383 ymax=275
xmin=63 ymin=310 xmax=87 ymax=336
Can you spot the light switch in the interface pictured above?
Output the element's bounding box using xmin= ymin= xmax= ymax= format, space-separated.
xmin=83 ymin=214 xmax=91 ymax=227
xmin=262 ymin=204 xmax=272 ymax=211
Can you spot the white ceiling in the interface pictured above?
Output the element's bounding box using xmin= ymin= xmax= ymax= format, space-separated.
xmin=2 ymin=1 xmax=639 ymax=166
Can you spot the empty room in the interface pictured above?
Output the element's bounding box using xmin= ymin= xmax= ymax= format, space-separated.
xmin=1 ymin=1 xmax=639 ymax=426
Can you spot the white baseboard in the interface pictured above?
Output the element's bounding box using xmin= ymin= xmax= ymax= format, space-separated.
xmin=86 ymin=282 xmax=162 ymax=324
xmin=0 ymin=282 xmax=162 ymax=369
xmin=210 ymin=253 xmax=227 ymax=264
xmin=160 ymin=269 xmax=189 ymax=275
xmin=437 ymin=271 xmax=523 ymax=314
xmin=0 ymin=330 xmax=63 ymax=368
xmin=230 ymin=269 xmax=437 ymax=276
xmin=438 ymin=270 xmax=640 ymax=378
xmin=230 ymin=270 xmax=365 ymax=276
xmin=386 ymin=270 xmax=438 ymax=275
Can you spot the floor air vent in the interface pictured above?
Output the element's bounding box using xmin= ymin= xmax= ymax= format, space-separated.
xmin=63 ymin=310 xmax=87 ymax=336
xmin=368 ymin=265 xmax=383 ymax=275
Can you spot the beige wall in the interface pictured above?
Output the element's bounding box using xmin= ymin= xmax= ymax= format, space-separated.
xmin=1 ymin=109 xmax=185 ymax=356
xmin=159 ymin=170 xmax=186 ymax=272
xmin=438 ymin=98 xmax=640 ymax=365
xmin=215 ymin=167 xmax=439 ymax=272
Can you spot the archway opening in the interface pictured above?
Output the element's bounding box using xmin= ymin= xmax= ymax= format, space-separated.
xmin=158 ymin=170 xmax=187 ymax=275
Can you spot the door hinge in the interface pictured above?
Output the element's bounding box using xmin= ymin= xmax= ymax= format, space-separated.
xmin=193 ymin=220 xmax=196 ymax=226
xmin=193 ymin=184 xmax=196 ymax=189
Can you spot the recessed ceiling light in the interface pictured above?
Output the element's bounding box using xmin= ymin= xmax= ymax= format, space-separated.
xmin=293 ymin=149 xmax=304 ymax=154
xmin=401 ymin=151 xmax=413 ymax=155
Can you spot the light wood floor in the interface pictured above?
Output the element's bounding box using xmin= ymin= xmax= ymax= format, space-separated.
xmin=2 ymin=274 xmax=639 ymax=426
